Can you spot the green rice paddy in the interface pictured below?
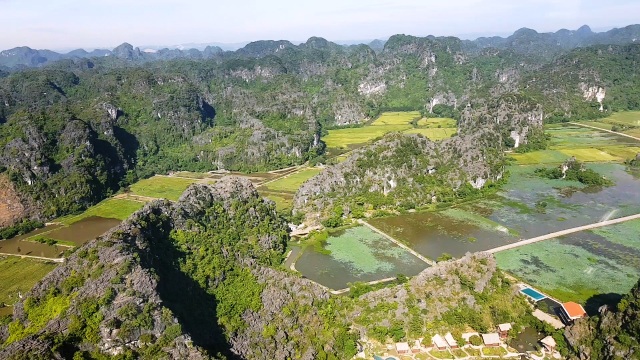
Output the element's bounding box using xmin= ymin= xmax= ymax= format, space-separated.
xmin=262 ymin=168 xmax=321 ymax=193
xmin=596 ymin=111 xmax=640 ymax=127
xmin=511 ymin=123 xmax=640 ymax=165
xmin=370 ymin=111 xmax=421 ymax=126
xmin=57 ymin=198 xmax=144 ymax=225
xmin=0 ymin=257 xmax=57 ymax=306
xmin=416 ymin=117 xmax=457 ymax=128
xmin=323 ymin=125 xmax=411 ymax=149
xmin=404 ymin=127 xmax=456 ymax=140
xmin=129 ymin=176 xmax=197 ymax=200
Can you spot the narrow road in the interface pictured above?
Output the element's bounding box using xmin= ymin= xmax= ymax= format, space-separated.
xmin=0 ymin=252 xmax=65 ymax=263
xmin=358 ymin=219 xmax=436 ymax=266
xmin=570 ymin=122 xmax=640 ymax=142
xmin=487 ymin=213 xmax=640 ymax=253
xmin=258 ymin=165 xmax=307 ymax=187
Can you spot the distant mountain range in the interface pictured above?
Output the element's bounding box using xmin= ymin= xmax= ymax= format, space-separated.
xmin=1 ymin=24 xmax=639 ymax=71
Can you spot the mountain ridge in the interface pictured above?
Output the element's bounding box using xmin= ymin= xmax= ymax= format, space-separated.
xmin=2 ymin=24 xmax=639 ymax=70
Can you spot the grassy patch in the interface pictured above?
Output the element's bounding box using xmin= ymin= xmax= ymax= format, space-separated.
xmin=482 ymin=347 xmax=507 ymax=356
xmin=0 ymin=257 xmax=57 ymax=305
xmin=263 ymin=168 xmax=321 ymax=193
xmin=129 ymin=176 xmax=197 ymax=201
xmin=57 ymin=198 xmax=144 ymax=225
xmin=370 ymin=111 xmax=421 ymax=126
xmin=428 ymin=349 xmax=454 ymax=359
xmin=404 ymin=127 xmax=457 ymax=141
xmin=558 ymin=148 xmax=622 ymax=162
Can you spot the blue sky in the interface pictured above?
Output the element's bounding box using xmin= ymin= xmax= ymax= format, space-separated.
xmin=1 ymin=0 xmax=639 ymax=51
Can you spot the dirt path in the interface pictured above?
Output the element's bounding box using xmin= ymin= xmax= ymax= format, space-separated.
xmin=358 ymin=219 xmax=436 ymax=266
xmin=487 ymin=213 xmax=640 ymax=253
xmin=570 ymin=122 xmax=640 ymax=142
xmin=0 ymin=252 xmax=65 ymax=263
xmin=113 ymin=193 xmax=159 ymax=202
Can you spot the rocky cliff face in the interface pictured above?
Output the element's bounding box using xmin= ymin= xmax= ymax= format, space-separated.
xmin=0 ymin=174 xmax=33 ymax=227
xmin=0 ymin=177 xmax=354 ymax=359
xmin=294 ymin=127 xmax=504 ymax=221
xmin=564 ymin=278 xmax=640 ymax=359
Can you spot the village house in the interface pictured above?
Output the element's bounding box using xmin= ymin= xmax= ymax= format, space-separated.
xmin=497 ymin=323 xmax=512 ymax=339
xmin=481 ymin=333 xmax=501 ymax=347
xmin=444 ymin=333 xmax=458 ymax=349
xmin=559 ymin=302 xmax=587 ymax=325
xmin=432 ymin=334 xmax=448 ymax=350
xmin=395 ymin=342 xmax=410 ymax=354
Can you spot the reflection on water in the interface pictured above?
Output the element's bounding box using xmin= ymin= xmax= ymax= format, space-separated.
xmin=0 ymin=216 xmax=121 ymax=258
xmin=47 ymin=216 xmax=121 ymax=246
xmin=368 ymin=164 xmax=640 ymax=261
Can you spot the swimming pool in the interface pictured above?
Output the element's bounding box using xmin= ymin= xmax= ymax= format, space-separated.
xmin=520 ymin=287 xmax=547 ymax=301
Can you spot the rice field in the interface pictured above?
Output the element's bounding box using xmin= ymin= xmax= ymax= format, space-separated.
xmin=57 ymin=198 xmax=144 ymax=225
xmin=596 ymin=111 xmax=640 ymax=127
xmin=261 ymin=193 xmax=293 ymax=211
xmin=0 ymin=257 xmax=57 ymax=306
xmin=370 ymin=111 xmax=421 ymax=126
xmin=509 ymin=150 xmax=568 ymax=165
xmin=323 ymin=125 xmax=411 ymax=149
xmin=558 ymin=148 xmax=622 ymax=162
xmin=262 ymin=168 xmax=321 ymax=193
xmin=416 ymin=117 xmax=457 ymax=128
xmin=510 ymin=123 xmax=639 ymax=165
xmin=129 ymin=176 xmax=197 ymax=201
xmin=404 ymin=127 xmax=456 ymax=140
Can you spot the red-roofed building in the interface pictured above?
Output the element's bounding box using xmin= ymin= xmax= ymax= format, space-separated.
xmin=559 ymin=302 xmax=587 ymax=324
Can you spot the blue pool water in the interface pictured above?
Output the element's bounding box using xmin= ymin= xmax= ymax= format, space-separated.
xmin=520 ymin=287 xmax=546 ymax=301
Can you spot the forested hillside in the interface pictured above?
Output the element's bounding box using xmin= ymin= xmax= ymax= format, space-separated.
xmin=1 ymin=28 xmax=639 ymax=227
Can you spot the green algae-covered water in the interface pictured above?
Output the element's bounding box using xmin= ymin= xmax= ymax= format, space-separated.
xmin=496 ymin=219 xmax=640 ymax=308
xmin=294 ymin=226 xmax=427 ymax=290
xmin=369 ymin=164 xmax=640 ymax=261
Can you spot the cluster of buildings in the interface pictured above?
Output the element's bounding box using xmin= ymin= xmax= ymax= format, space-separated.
xmin=390 ymin=287 xmax=589 ymax=357
xmin=394 ymin=323 xmax=514 ymax=354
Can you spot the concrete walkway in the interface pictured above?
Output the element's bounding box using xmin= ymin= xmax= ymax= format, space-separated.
xmin=486 ymin=213 xmax=640 ymax=253
xmin=532 ymin=309 xmax=565 ymax=329
xmin=358 ymin=219 xmax=436 ymax=266
xmin=569 ymin=122 xmax=640 ymax=142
